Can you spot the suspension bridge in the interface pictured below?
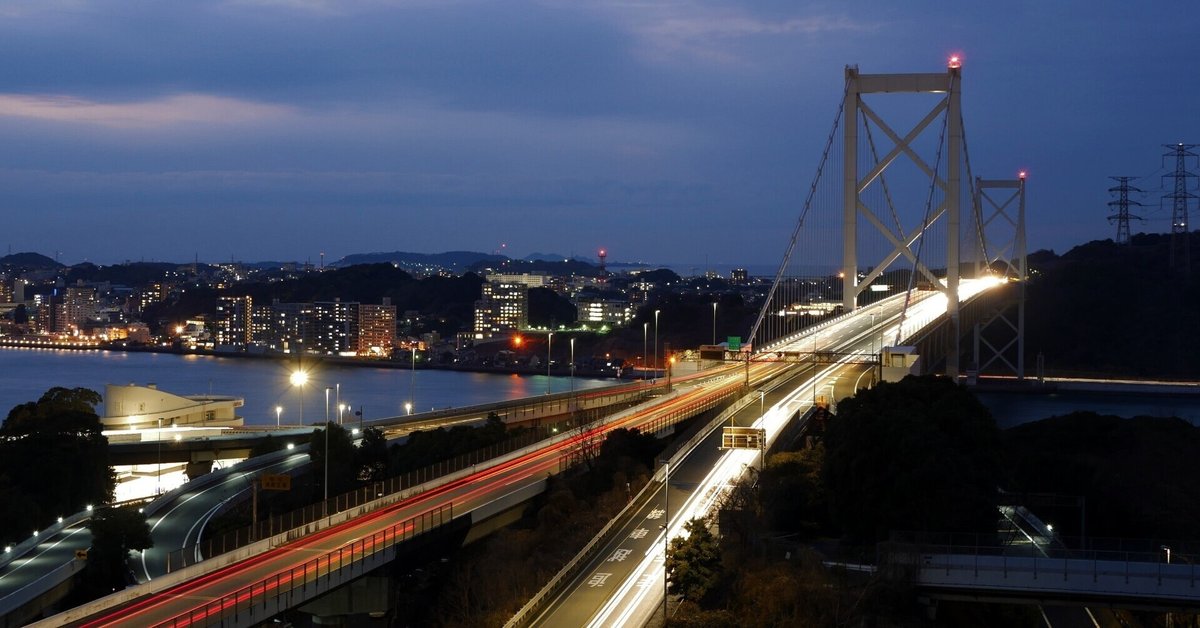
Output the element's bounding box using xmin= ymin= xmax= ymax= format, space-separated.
xmin=26 ymin=58 xmax=1053 ymax=628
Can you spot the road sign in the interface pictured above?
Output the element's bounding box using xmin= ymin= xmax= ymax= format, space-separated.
xmin=260 ymin=474 xmax=292 ymax=491
xmin=720 ymin=426 xmax=765 ymax=450
xmin=727 ymin=336 xmax=741 ymax=351
xmin=74 ymin=549 xmax=88 ymax=560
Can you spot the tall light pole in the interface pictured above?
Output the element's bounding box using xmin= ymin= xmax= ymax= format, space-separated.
xmin=335 ymin=383 xmax=341 ymax=424
xmin=653 ymin=309 xmax=661 ymax=382
xmin=569 ymin=337 xmax=576 ymax=408
xmin=290 ymin=370 xmax=308 ymax=425
xmin=323 ymin=422 xmax=330 ymax=512
xmin=410 ymin=346 xmax=417 ymax=414
xmin=324 ymin=387 xmax=331 ymax=424
xmin=712 ymin=302 xmax=718 ymax=345
xmin=339 ymin=403 xmax=346 ymax=424
xmin=275 ymin=405 xmax=282 ymax=428
xmin=156 ymin=417 xmax=163 ymax=494
xmin=642 ymin=322 xmax=648 ymax=381
xmin=661 ymin=458 xmax=670 ymax=622
xmin=547 ymin=332 xmax=554 ymax=395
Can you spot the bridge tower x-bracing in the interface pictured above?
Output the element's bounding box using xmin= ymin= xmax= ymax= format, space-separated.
xmin=971 ymin=174 xmax=1027 ymax=380
xmin=842 ymin=61 xmax=964 ymax=376
xmin=1162 ymin=143 xmax=1198 ymax=277
xmin=1106 ymin=176 xmax=1144 ymax=245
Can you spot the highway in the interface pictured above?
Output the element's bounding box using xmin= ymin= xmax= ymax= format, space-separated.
xmin=45 ymin=278 xmax=1002 ymax=626
xmin=55 ymin=357 xmax=785 ymax=626
xmin=137 ymin=452 xmax=312 ymax=582
xmin=527 ymin=277 xmax=1003 ymax=626
xmin=0 ymin=523 xmax=91 ymax=607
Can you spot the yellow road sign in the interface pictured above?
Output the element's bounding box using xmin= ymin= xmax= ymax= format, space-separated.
xmin=261 ymin=474 xmax=292 ymax=491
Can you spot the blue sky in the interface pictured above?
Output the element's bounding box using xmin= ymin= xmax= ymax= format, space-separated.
xmin=0 ymin=1 xmax=1196 ymax=266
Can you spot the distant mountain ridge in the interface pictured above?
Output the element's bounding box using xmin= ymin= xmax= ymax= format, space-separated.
xmin=0 ymin=252 xmax=63 ymax=270
xmin=333 ymin=250 xmax=507 ymax=269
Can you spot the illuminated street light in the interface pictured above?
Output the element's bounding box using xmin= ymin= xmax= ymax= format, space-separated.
xmin=712 ymin=302 xmax=718 ymax=345
xmin=404 ymin=401 xmax=413 ymax=415
xmin=290 ymin=370 xmax=308 ymax=425
xmin=653 ymin=310 xmax=661 ymax=383
xmin=275 ymin=405 xmax=282 ymax=428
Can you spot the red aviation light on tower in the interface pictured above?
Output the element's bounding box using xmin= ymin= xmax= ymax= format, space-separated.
xmin=1018 ymin=170 xmax=1027 ymax=180
xmin=947 ymin=55 xmax=962 ymax=70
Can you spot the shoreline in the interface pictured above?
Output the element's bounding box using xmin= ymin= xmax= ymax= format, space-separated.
xmin=0 ymin=339 xmax=640 ymax=380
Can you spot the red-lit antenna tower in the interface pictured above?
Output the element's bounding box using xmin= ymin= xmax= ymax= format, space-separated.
xmin=597 ymin=248 xmax=608 ymax=277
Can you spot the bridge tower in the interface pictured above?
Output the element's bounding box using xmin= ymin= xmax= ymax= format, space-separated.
xmin=842 ymin=59 xmax=964 ymax=375
xmin=971 ymin=173 xmax=1027 ymax=380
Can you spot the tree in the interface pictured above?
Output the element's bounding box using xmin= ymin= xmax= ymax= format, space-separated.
xmin=81 ymin=506 xmax=152 ymax=595
xmin=308 ymin=422 xmax=357 ymax=497
xmin=822 ymin=375 xmax=1001 ymax=544
xmin=0 ymin=388 xmax=113 ymax=544
xmin=356 ymin=427 xmax=390 ymax=481
xmin=667 ymin=518 xmax=722 ymax=602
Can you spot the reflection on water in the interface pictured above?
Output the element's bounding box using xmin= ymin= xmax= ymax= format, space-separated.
xmin=0 ymin=348 xmax=612 ymax=426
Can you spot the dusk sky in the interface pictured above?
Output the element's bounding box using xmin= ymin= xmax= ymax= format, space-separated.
xmin=1 ymin=1 xmax=1197 ymax=267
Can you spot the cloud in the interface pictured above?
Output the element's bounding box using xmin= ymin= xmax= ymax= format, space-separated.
xmin=0 ymin=92 xmax=296 ymax=129
xmin=556 ymin=1 xmax=876 ymax=65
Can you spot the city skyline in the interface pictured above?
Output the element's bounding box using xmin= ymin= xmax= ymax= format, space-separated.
xmin=2 ymin=1 xmax=1198 ymax=266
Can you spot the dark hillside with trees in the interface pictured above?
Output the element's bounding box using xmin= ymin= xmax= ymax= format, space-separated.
xmin=1025 ymin=232 xmax=1200 ymax=378
xmin=1003 ymin=411 xmax=1200 ymax=540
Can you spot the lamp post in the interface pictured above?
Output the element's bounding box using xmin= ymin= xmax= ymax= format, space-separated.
xmin=547 ymin=332 xmax=554 ymax=395
xmin=642 ymin=322 xmax=648 ymax=381
xmin=569 ymin=338 xmax=576 ymax=420
xmin=156 ymin=417 xmax=163 ymax=494
xmin=712 ymin=302 xmax=718 ymax=345
xmin=275 ymin=405 xmax=282 ymax=428
xmin=290 ymin=370 xmax=308 ymax=425
xmin=324 ymin=387 xmax=331 ymax=424
xmin=323 ymin=421 xmax=330 ymax=512
xmin=410 ymin=346 xmax=417 ymax=414
xmin=335 ymin=383 xmax=341 ymax=424
xmin=339 ymin=403 xmax=346 ymax=424
xmin=661 ymin=458 xmax=670 ymax=622
xmin=653 ymin=309 xmax=661 ymax=383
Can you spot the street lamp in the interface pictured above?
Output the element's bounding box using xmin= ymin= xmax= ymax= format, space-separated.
xmin=335 ymin=383 xmax=341 ymax=424
xmin=404 ymin=401 xmax=412 ymax=415
xmin=660 ymin=458 xmax=670 ymax=622
xmin=642 ymin=322 xmax=648 ymax=381
xmin=339 ymin=403 xmax=346 ymax=424
xmin=410 ymin=346 xmax=417 ymax=414
xmin=712 ymin=302 xmax=718 ymax=345
xmin=290 ymin=369 xmax=308 ymax=424
xmin=156 ymin=417 xmax=163 ymax=494
xmin=323 ymin=422 xmax=330 ymax=511
xmin=275 ymin=405 xmax=282 ymax=428
xmin=653 ymin=309 xmax=661 ymax=383
xmin=569 ymin=337 xmax=576 ymax=407
xmin=547 ymin=332 xmax=554 ymax=395
xmin=324 ymin=387 xmax=331 ymax=424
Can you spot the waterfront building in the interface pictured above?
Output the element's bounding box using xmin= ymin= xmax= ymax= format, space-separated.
xmin=268 ymin=301 xmax=315 ymax=353
xmin=100 ymin=383 xmax=244 ymax=430
xmin=574 ymin=294 xmax=631 ymax=326
xmin=215 ymin=295 xmax=254 ymax=349
xmin=312 ymin=300 xmax=359 ymax=355
xmin=474 ymin=280 xmax=528 ymax=338
xmin=54 ymin=285 xmax=97 ymax=332
xmin=138 ymin=282 xmax=169 ymax=313
xmin=358 ymin=299 xmax=396 ymax=356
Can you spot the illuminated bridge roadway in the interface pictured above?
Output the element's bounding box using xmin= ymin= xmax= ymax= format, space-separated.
xmin=41 ymin=279 xmax=1004 ymax=627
